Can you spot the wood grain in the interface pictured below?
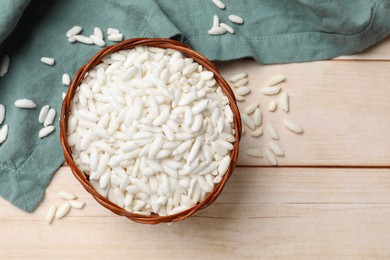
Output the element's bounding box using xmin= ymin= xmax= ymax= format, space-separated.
xmin=2 ymin=166 xmax=390 ymax=259
xmin=217 ymin=60 xmax=390 ymax=166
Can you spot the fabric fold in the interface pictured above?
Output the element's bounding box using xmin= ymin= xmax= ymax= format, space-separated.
xmin=0 ymin=0 xmax=31 ymax=46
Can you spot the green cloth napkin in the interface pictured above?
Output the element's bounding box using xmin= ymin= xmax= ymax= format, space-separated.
xmin=1 ymin=0 xmax=390 ymax=212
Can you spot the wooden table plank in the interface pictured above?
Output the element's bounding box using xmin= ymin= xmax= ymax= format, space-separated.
xmin=2 ymin=166 xmax=390 ymax=259
xmin=217 ymin=60 xmax=390 ymax=166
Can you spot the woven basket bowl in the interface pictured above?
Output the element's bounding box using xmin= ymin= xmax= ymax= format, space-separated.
xmin=60 ymin=38 xmax=242 ymax=224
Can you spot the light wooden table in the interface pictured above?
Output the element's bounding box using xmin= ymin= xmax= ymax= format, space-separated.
xmin=2 ymin=37 xmax=390 ymax=259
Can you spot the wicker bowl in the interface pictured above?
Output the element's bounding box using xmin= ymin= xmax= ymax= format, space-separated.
xmin=59 ymin=38 xmax=242 ymax=224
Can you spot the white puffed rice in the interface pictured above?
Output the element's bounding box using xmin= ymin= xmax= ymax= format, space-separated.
xmin=228 ymin=15 xmax=244 ymax=24
xmin=68 ymin=46 xmax=236 ymax=216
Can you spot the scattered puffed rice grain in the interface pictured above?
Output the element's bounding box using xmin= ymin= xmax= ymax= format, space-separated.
xmin=236 ymin=86 xmax=251 ymax=96
xmin=15 ymin=99 xmax=36 ymax=108
xmin=261 ymin=86 xmax=281 ymax=96
xmin=40 ymin=57 xmax=55 ymax=66
xmin=38 ymin=105 xmax=50 ymax=124
xmin=0 ymin=54 xmax=10 ymax=77
xmin=268 ymin=100 xmax=277 ymax=112
xmin=254 ymin=108 xmax=262 ymax=126
xmin=269 ymin=141 xmax=284 ymax=156
xmin=0 ymin=125 xmax=8 ymax=144
xmin=244 ymin=102 xmax=259 ymax=115
xmin=283 ymin=119 xmax=304 ymax=134
xmin=250 ymin=128 xmax=263 ymax=137
xmin=46 ymin=205 xmax=56 ymax=224
xmin=228 ymin=15 xmax=244 ymax=24
xmin=58 ymin=191 xmax=77 ymax=200
xmin=74 ymin=35 xmax=93 ymax=45
xmin=266 ymin=74 xmax=285 ymax=86
xmin=62 ymin=73 xmax=71 ymax=86
xmin=266 ymin=123 xmax=279 ymax=140
xmin=229 ymin=72 xmax=247 ymax=83
xmin=234 ymin=78 xmax=248 ymax=87
xmin=246 ymin=148 xmax=262 ymax=158
xmin=90 ymin=35 xmax=105 ymax=47
xmin=39 ymin=125 xmax=55 ymax=138
xmin=66 ymin=26 xmax=82 ymax=37
xmin=212 ymin=0 xmax=225 ymax=9
xmin=55 ymin=203 xmax=71 ymax=219
xmin=235 ymin=95 xmax=245 ymax=102
xmin=94 ymin=27 xmax=103 ymax=39
xmin=44 ymin=108 xmax=56 ymax=126
xmin=264 ymin=149 xmax=278 ymax=166
xmin=213 ymin=15 xmax=220 ymax=28
xmin=62 ymin=92 xmax=66 ymax=100
xmin=0 ymin=104 xmax=5 ymax=125
xmin=108 ymin=33 xmax=123 ymax=42
xmin=208 ymin=26 xmax=227 ymax=35
xmin=69 ymin=200 xmax=85 ymax=209
xmin=280 ymin=92 xmax=289 ymax=113
xmin=68 ymin=36 xmax=76 ymax=43
xmin=241 ymin=113 xmax=255 ymax=130
xmin=220 ymin=23 xmax=234 ymax=34
xmin=107 ymin=28 xmax=120 ymax=35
